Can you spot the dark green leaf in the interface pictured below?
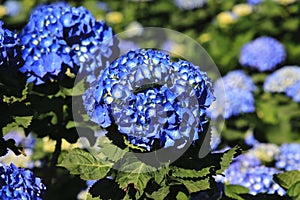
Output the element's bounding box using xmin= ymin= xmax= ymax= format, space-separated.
xmin=224 ymin=184 xmax=249 ymax=200
xmin=147 ymin=186 xmax=170 ymax=200
xmin=287 ymin=181 xmax=300 ymax=199
xmin=177 ymin=177 xmax=210 ymax=193
xmin=58 ymin=148 xmax=112 ymax=180
xmin=274 ymin=170 xmax=300 ymax=190
xmin=116 ymin=154 xmax=156 ymax=198
xmin=170 ymin=166 xmax=211 ymax=179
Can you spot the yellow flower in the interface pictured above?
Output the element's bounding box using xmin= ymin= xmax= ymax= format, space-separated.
xmin=106 ymin=12 xmax=123 ymax=24
xmin=43 ymin=136 xmax=84 ymax=152
xmin=198 ymin=33 xmax=211 ymax=43
xmin=42 ymin=137 xmax=56 ymax=152
xmin=232 ymin=4 xmax=252 ymax=17
xmin=216 ymin=12 xmax=236 ymax=28
xmin=0 ymin=5 xmax=8 ymax=17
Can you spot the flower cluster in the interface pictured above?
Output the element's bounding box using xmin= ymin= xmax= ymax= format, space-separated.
xmin=207 ymin=70 xmax=256 ymax=119
xmin=83 ymin=49 xmax=214 ymax=151
xmin=0 ymin=163 xmax=46 ymax=199
xmin=218 ymin=152 xmax=285 ymax=195
xmin=263 ymin=66 xmax=300 ymax=102
xmin=276 ymin=143 xmax=300 ymax=171
xmin=0 ymin=20 xmax=23 ymax=68
xmin=286 ymin=81 xmax=300 ymax=102
xmin=19 ymin=2 xmax=116 ymax=84
xmin=239 ymin=36 xmax=286 ymax=71
xmin=174 ymin=0 xmax=206 ymax=10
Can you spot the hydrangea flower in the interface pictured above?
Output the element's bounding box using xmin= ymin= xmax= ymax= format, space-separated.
xmin=207 ymin=70 xmax=256 ymax=119
xmin=83 ymin=49 xmax=214 ymax=151
xmin=0 ymin=163 xmax=46 ymax=199
xmin=250 ymin=143 xmax=280 ymax=163
xmin=276 ymin=143 xmax=300 ymax=171
xmin=219 ymin=153 xmax=285 ymax=196
xmin=239 ymin=36 xmax=286 ymax=71
xmin=174 ymin=0 xmax=206 ymax=10
xmin=286 ymin=80 xmax=300 ymax=102
xmin=19 ymin=2 xmax=117 ymax=84
xmin=263 ymin=66 xmax=300 ymax=93
xmin=0 ymin=20 xmax=23 ymax=67
xmin=247 ymin=0 xmax=263 ymax=5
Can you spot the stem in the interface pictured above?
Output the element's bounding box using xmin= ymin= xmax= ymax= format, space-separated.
xmin=47 ymin=138 xmax=62 ymax=184
xmin=51 ymin=138 xmax=62 ymax=168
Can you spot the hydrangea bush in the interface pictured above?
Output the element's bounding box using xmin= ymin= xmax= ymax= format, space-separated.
xmin=2 ymin=0 xmax=300 ymax=199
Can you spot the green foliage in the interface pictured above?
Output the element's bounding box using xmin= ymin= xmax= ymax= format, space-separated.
xmin=224 ymin=184 xmax=249 ymax=200
xmin=177 ymin=178 xmax=211 ymax=193
xmin=116 ymin=154 xmax=157 ymax=198
xmin=170 ymin=166 xmax=211 ymax=179
xmin=146 ymin=186 xmax=170 ymax=200
xmin=86 ymin=193 xmax=101 ymax=200
xmin=2 ymin=116 xmax=33 ymax=135
xmin=274 ymin=170 xmax=300 ymax=199
xmin=58 ymin=148 xmax=113 ymax=180
xmin=216 ymin=146 xmax=242 ymax=174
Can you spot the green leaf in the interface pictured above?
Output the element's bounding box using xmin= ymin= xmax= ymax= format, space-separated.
xmin=58 ymin=148 xmax=112 ymax=180
xmin=287 ymin=181 xmax=300 ymax=199
xmin=60 ymin=79 xmax=85 ymax=96
xmin=224 ymin=184 xmax=249 ymax=200
xmin=170 ymin=166 xmax=212 ymax=179
xmin=3 ymin=84 xmax=29 ymax=104
xmin=116 ymin=154 xmax=156 ymax=198
xmin=2 ymin=116 xmax=33 ymax=135
xmin=147 ymin=186 xmax=170 ymax=200
xmin=98 ymin=137 xmax=127 ymax=162
xmin=216 ymin=146 xmax=241 ymax=174
xmin=154 ymin=165 xmax=169 ymax=185
xmin=274 ymin=170 xmax=300 ymax=190
xmin=86 ymin=193 xmax=101 ymax=200
xmin=178 ymin=177 xmax=210 ymax=193
xmin=176 ymin=192 xmax=189 ymax=200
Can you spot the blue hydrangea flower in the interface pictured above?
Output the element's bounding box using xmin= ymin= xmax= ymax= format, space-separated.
xmin=263 ymin=66 xmax=300 ymax=93
xmin=207 ymin=70 xmax=256 ymax=119
xmin=239 ymin=36 xmax=286 ymax=71
xmin=83 ymin=49 xmax=214 ymax=151
xmin=286 ymin=80 xmax=300 ymax=102
xmin=0 ymin=163 xmax=46 ymax=199
xmin=174 ymin=0 xmax=206 ymax=10
xmin=247 ymin=0 xmax=263 ymax=5
xmin=0 ymin=20 xmax=23 ymax=67
xmin=276 ymin=143 xmax=300 ymax=171
xmin=219 ymin=153 xmax=285 ymax=196
xmin=19 ymin=2 xmax=116 ymax=84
